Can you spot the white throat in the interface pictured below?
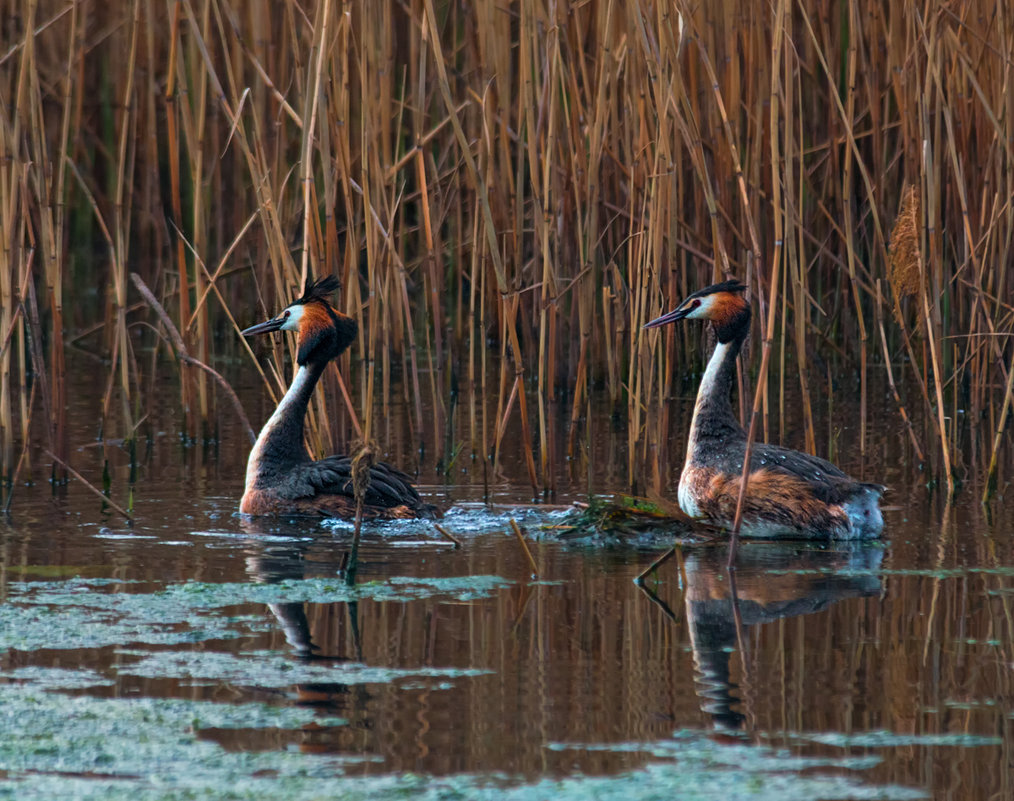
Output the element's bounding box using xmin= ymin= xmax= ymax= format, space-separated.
xmin=698 ymin=340 xmax=733 ymax=400
xmin=684 ymin=339 xmax=736 ymax=457
xmin=245 ymin=364 xmax=314 ymax=486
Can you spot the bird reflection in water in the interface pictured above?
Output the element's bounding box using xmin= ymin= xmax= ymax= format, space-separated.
xmin=239 ymin=517 xmax=367 ymax=746
xmin=639 ymin=542 xmax=883 ymax=730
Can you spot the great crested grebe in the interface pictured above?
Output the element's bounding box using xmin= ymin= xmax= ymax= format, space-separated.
xmin=645 ymin=279 xmax=884 ymax=539
xmin=240 ymin=276 xmax=436 ymax=519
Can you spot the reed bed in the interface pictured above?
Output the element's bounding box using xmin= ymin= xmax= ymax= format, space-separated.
xmin=1 ymin=0 xmax=1013 ymax=505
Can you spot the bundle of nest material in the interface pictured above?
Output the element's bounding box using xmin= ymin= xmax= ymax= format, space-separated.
xmin=539 ymin=495 xmax=716 ymax=547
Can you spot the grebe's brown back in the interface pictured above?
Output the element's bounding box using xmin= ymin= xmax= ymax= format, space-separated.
xmin=240 ymin=276 xmax=437 ymax=520
xmin=645 ymin=279 xmax=883 ymax=539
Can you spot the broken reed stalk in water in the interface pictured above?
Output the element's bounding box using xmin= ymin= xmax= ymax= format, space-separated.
xmin=345 ymin=443 xmax=377 ymax=587
xmin=635 ymin=546 xmax=677 ymax=584
xmin=433 ymin=523 xmax=462 ymax=549
xmin=509 ymin=518 xmax=539 ymax=578
xmin=729 ymin=0 xmax=788 ymax=568
xmin=45 ymin=450 xmax=132 ymax=523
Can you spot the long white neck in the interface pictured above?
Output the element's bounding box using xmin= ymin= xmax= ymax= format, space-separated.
xmin=245 ymin=363 xmax=319 ymax=488
xmin=686 ymin=339 xmax=745 ymax=462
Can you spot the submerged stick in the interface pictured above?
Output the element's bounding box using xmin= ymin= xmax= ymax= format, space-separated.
xmin=46 ymin=450 xmax=132 ymax=523
xmin=635 ymin=579 xmax=679 ymax=624
xmin=433 ymin=523 xmax=462 ymax=549
xmin=635 ymin=546 xmax=677 ymax=584
xmin=509 ymin=518 xmax=539 ymax=578
xmin=345 ymin=444 xmax=376 ymax=587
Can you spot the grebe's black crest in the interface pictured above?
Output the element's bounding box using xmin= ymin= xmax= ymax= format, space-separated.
xmin=295 ymin=275 xmax=342 ymax=305
xmin=686 ymin=278 xmax=747 ymax=299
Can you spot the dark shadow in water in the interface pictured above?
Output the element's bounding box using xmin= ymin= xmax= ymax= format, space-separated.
xmin=642 ymin=542 xmax=883 ymax=731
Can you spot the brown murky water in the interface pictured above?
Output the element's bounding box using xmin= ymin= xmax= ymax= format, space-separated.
xmin=1 ymin=359 xmax=1012 ymax=800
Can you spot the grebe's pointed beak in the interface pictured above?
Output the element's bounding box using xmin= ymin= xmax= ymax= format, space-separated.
xmin=241 ymin=315 xmax=287 ymax=336
xmin=643 ymin=306 xmax=690 ymax=329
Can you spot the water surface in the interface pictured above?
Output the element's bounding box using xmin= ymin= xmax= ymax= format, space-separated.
xmin=1 ymin=365 xmax=1011 ymax=800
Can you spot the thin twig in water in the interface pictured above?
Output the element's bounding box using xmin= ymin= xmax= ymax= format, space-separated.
xmin=433 ymin=523 xmax=462 ymax=548
xmin=509 ymin=519 xmax=539 ymax=578
xmin=635 ymin=580 xmax=680 ymax=624
xmin=345 ymin=444 xmax=376 ymax=587
xmin=636 ymin=546 xmax=677 ymax=584
xmin=45 ymin=450 xmax=132 ymax=523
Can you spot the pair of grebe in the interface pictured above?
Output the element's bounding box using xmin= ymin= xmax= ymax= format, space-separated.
xmin=241 ymin=277 xmax=883 ymax=539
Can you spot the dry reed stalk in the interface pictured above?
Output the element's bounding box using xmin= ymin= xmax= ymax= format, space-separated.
xmin=780 ymin=32 xmax=816 ymax=456
xmin=1 ymin=380 xmax=35 ymax=513
xmin=891 ymin=178 xmax=955 ymax=496
xmin=920 ymin=271 xmax=955 ymax=498
xmin=728 ymin=0 xmax=788 ymax=567
xmin=106 ymin=0 xmax=142 ymax=442
xmin=130 ymin=273 xmax=255 ymax=443
xmin=875 ymin=280 xmax=925 ymax=462
xmin=509 ymin=518 xmax=539 ymax=578
xmin=21 ymin=260 xmax=53 ymax=466
xmin=433 ymin=523 xmax=462 ymax=549
xmin=839 ymin=2 xmax=869 ymax=457
xmin=983 ymin=340 xmax=1014 ymax=501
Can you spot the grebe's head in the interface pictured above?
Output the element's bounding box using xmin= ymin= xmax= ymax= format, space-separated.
xmin=242 ymin=275 xmax=358 ymax=365
xmin=644 ymin=278 xmax=750 ymax=343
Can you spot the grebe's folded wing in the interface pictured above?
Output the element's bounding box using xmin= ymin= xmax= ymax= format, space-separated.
xmin=749 ymin=441 xmax=881 ymax=504
xmin=281 ymin=457 xmax=423 ymax=508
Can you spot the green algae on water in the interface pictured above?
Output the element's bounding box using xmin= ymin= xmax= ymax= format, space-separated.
xmin=786 ymin=730 xmax=1002 ymax=748
xmin=0 ymin=575 xmax=514 ymax=652
xmin=0 ymin=686 xmax=929 ymax=801
xmin=115 ymin=649 xmax=491 ymax=687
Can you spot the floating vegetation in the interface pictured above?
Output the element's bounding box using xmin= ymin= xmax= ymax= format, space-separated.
xmin=0 ymin=592 xmax=258 ymax=651
xmin=534 ymin=496 xmax=703 ymax=547
xmin=115 ymin=649 xmax=490 ymax=688
xmin=1 ymin=575 xmax=514 ymax=653
xmin=786 ymin=731 xmax=1003 ymax=749
xmin=0 ymin=666 xmax=115 ymax=690
xmin=0 ymin=676 xmax=929 ymax=801
xmin=0 ymin=681 xmax=359 ymax=801
xmin=547 ymin=729 xmax=911 ymax=786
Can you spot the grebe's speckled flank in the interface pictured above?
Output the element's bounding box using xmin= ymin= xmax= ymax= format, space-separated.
xmin=645 ymin=279 xmax=884 ymax=539
xmin=240 ymin=276 xmax=437 ymax=520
